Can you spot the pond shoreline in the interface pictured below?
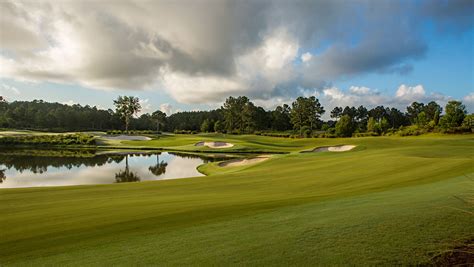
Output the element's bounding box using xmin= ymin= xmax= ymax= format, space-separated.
xmin=0 ymin=149 xmax=240 ymax=189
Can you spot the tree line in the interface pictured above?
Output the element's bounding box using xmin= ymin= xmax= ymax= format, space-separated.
xmin=0 ymin=95 xmax=471 ymax=136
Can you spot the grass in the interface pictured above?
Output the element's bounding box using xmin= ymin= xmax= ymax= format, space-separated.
xmin=0 ymin=134 xmax=473 ymax=265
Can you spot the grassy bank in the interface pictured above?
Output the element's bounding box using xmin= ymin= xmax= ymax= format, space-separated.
xmin=0 ymin=135 xmax=473 ymax=265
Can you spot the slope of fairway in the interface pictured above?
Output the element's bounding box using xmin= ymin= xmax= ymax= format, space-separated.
xmin=0 ymin=135 xmax=473 ymax=265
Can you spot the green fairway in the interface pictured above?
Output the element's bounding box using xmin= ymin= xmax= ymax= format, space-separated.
xmin=0 ymin=135 xmax=473 ymax=265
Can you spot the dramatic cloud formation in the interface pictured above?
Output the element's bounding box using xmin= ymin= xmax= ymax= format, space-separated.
xmin=0 ymin=0 xmax=472 ymax=106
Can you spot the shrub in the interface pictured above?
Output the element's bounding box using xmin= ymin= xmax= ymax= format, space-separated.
xmin=300 ymin=126 xmax=312 ymax=138
xmin=353 ymin=132 xmax=379 ymax=137
xmin=0 ymin=134 xmax=96 ymax=146
xmin=174 ymin=130 xmax=192 ymax=134
xmin=398 ymin=125 xmax=425 ymax=136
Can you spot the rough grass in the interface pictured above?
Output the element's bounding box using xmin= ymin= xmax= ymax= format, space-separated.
xmin=0 ymin=135 xmax=473 ymax=265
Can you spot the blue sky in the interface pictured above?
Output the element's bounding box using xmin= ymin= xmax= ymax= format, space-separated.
xmin=1 ymin=0 xmax=473 ymax=115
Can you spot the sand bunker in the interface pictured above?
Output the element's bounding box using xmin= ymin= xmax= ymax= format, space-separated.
xmin=219 ymin=156 xmax=270 ymax=167
xmin=195 ymin=141 xmax=234 ymax=148
xmin=309 ymin=145 xmax=356 ymax=152
xmin=103 ymin=135 xmax=151 ymax=141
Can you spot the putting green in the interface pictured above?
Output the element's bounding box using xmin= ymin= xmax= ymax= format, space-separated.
xmin=0 ymin=134 xmax=473 ymax=265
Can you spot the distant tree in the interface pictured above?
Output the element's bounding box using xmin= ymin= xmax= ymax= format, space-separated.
xmin=367 ymin=117 xmax=376 ymax=133
xmin=253 ymin=106 xmax=271 ymax=131
xmin=439 ymin=100 xmax=467 ymax=129
xmin=433 ymin=110 xmax=440 ymax=126
xmin=387 ymin=108 xmax=407 ymax=129
xmin=113 ymin=96 xmax=141 ymax=133
xmin=416 ymin=111 xmax=428 ymax=127
xmin=242 ymin=101 xmax=257 ymax=132
xmin=354 ymin=105 xmax=369 ymax=132
xmin=290 ymin=96 xmax=325 ymax=135
xmin=271 ymin=104 xmax=291 ymax=131
xmin=423 ymin=101 xmax=442 ymax=122
xmin=222 ymin=96 xmax=256 ymax=133
xmin=356 ymin=106 xmax=368 ymax=122
xmin=335 ymin=115 xmax=354 ymax=137
xmin=214 ymin=120 xmax=223 ymax=133
xmin=406 ymin=102 xmax=425 ymax=123
xmin=462 ymin=114 xmax=474 ymax=130
xmin=368 ymin=106 xmax=388 ymax=122
xmin=200 ymin=119 xmax=211 ymax=133
xmin=342 ymin=106 xmax=357 ymax=120
xmin=330 ymin=107 xmax=343 ymax=121
xmin=151 ymin=110 xmax=166 ymax=132
xmin=380 ymin=117 xmax=390 ymax=133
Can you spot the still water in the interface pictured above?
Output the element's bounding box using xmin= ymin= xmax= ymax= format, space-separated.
xmin=0 ymin=149 xmax=227 ymax=188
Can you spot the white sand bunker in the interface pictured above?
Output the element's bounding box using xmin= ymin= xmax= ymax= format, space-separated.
xmin=310 ymin=145 xmax=356 ymax=152
xmin=195 ymin=141 xmax=234 ymax=149
xmin=103 ymin=135 xmax=151 ymax=141
xmin=219 ymin=156 xmax=270 ymax=167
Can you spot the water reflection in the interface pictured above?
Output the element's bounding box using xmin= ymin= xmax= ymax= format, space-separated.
xmin=148 ymin=154 xmax=168 ymax=177
xmin=0 ymin=149 xmax=231 ymax=188
xmin=115 ymin=155 xmax=141 ymax=183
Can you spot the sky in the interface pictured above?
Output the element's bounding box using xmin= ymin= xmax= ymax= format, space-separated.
xmin=0 ymin=0 xmax=473 ymax=118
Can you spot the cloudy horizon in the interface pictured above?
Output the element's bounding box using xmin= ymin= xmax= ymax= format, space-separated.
xmin=1 ymin=0 xmax=473 ymax=116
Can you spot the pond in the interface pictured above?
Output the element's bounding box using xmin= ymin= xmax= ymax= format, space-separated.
xmin=0 ymin=149 xmax=230 ymax=188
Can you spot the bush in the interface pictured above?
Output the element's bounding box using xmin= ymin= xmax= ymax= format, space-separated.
xmin=0 ymin=134 xmax=96 ymax=146
xmin=353 ymin=132 xmax=379 ymax=137
xmin=398 ymin=125 xmax=425 ymax=136
xmin=174 ymin=130 xmax=192 ymax=134
xmin=300 ymin=126 xmax=312 ymax=138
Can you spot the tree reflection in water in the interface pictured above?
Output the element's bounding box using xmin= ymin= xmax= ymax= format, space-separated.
xmin=148 ymin=153 xmax=168 ymax=177
xmin=115 ymin=155 xmax=140 ymax=183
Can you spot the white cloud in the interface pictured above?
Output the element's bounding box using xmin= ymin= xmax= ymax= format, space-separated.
xmin=349 ymin=86 xmax=372 ymax=95
xmin=395 ymin=84 xmax=425 ymax=101
xmin=160 ymin=103 xmax=173 ymax=115
xmin=301 ymin=52 xmax=312 ymax=63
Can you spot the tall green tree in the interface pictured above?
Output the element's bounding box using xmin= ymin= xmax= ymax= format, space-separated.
xmin=200 ymin=119 xmax=211 ymax=133
xmin=222 ymin=96 xmax=255 ymax=133
xmin=335 ymin=115 xmax=354 ymax=137
xmin=423 ymin=101 xmax=442 ymax=122
xmin=290 ymin=96 xmax=325 ymax=135
xmin=368 ymin=106 xmax=388 ymax=122
xmin=330 ymin=107 xmax=343 ymax=121
xmin=113 ymin=96 xmax=141 ymax=133
xmin=439 ymin=100 xmax=467 ymax=129
xmin=214 ymin=120 xmax=223 ymax=133
xmin=406 ymin=102 xmax=425 ymax=123
xmin=416 ymin=111 xmax=428 ymax=127
xmin=151 ymin=110 xmax=166 ymax=132
xmin=367 ymin=117 xmax=377 ymax=133
xmin=271 ymin=104 xmax=291 ymax=131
